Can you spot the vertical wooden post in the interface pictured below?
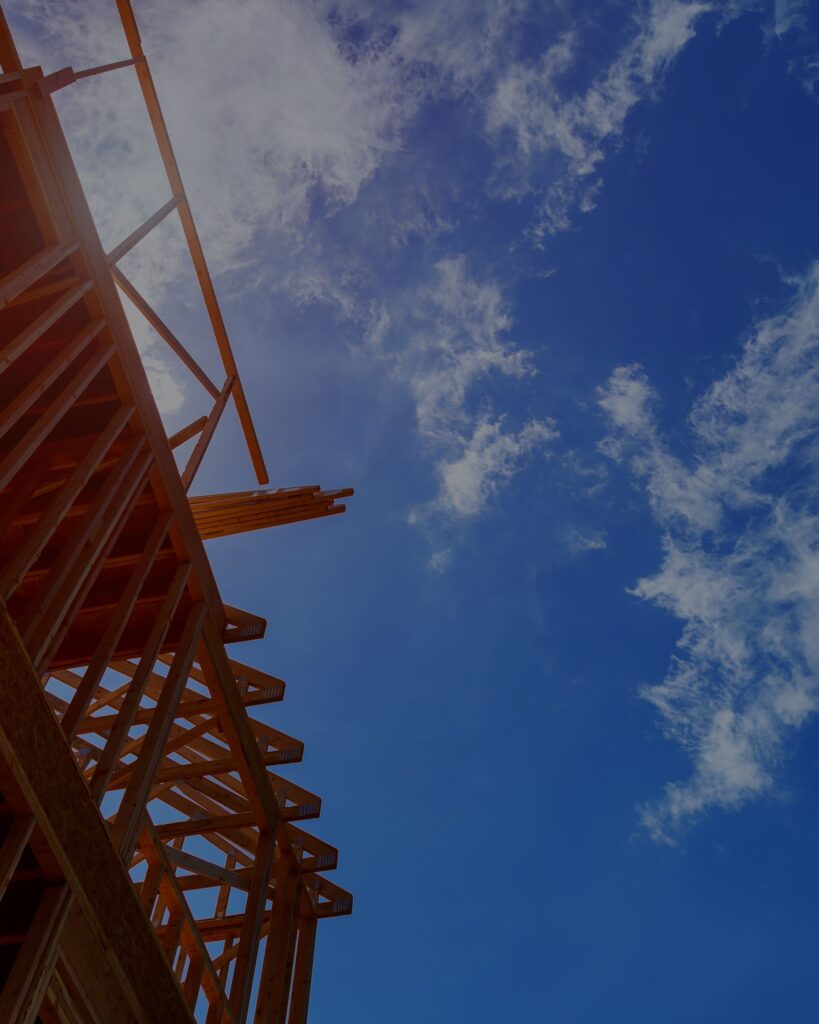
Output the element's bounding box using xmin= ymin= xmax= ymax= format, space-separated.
xmin=182 ymin=952 xmax=204 ymax=1010
xmin=286 ymin=911 xmax=317 ymax=1024
xmin=139 ymin=858 xmax=164 ymax=917
xmin=228 ymin=828 xmax=275 ymax=1021
xmin=254 ymin=853 xmax=299 ymax=1024
xmin=273 ymin=896 xmax=300 ymax=1024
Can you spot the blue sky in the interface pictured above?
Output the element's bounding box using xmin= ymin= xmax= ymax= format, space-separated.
xmin=11 ymin=0 xmax=819 ymax=1020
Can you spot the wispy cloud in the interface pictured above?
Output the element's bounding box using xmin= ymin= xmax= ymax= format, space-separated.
xmin=487 ymin=0 xmax=711 ymax=236
xmin=9 ymin=0 xmax=423 ymax=414
xmin=770 ymin=0 xmax=812 ymax=37
xmin=429 ymin=415 xmax=558 ymax=520
xmin=599 ymin=264 xmax=819 ymax=841
xmin=369 ymin=256 xmax=557 ymax=537
xmin=8 ymin=0 xmax=722 ymax=422
xmin=566 ymin=527 xmax=608 ymax=553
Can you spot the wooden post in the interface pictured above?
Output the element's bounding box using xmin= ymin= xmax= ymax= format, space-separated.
xmin=215 ymin=851 xmax=237 ymax=991
xmin=228 ymin=828 xmax=275 ymax=1021
xmin=273 ymin=893 xmax=300 ymax=1024
xmin=253 ymin=855 xmax=299 ymax=1024
xmin=286 ymin=910 xmax=317 ymax=1024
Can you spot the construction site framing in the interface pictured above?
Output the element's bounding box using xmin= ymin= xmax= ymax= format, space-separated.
xmin=0 ymin=3 xmax=352 ymax=1022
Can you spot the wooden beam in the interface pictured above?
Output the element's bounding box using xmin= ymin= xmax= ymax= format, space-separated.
xmin=153 ymin=811 xmax=257 ymax=841
xmin=3 ymin=275 xmax=82 ymax=310
xmin=162 ymin=844 xmax=249 ymax=891
xmin=0 ymin=242 xmax=79 ymax=310
xmin=113 ymin=0 xmax=269 ymax=484
xmin=169 ymin=415 xmax=207 ymax=450
xmin=17 ymin=436 xmax=150 ymax=656
xmin=105 ymin=195 xmax=183 ymax=266
xmin=0 ymin=341 xmax=115 ymax=493
xmin=272 ymin=898 xmax=299 ymax=1024
xmin=286 ymin=912 xmax=317 ymax=1024
xmin=180 ymin=376 xmax=235 ymax=491
xmin=0 ymin=281 xmax=94 ymax=374
xmin=0 ymin=318 xmax=101 ymax=441
xmin=143 ymin=829 xmax=239 ymax=1024
xmin=254 ymin=858 xmax=299 ymax=1024
xmin=112 ymin=602 xmax=207 ymax=860
xmin=113 ymin=267 xmax=220 ymax=398
xmin=13 ymin=58 xmax=228 ymax=625
xmin=117 ymin=747 xmax=301 ymax=787
xmin=32 ymin=454 xmax=154 ymax=672
xmin=221 ymin=604 xmax=266 ymax=644
xmin=0 ymin=6 xmax=24 ymax=72
xmin=0 ymin=405 xmax=134 ymax=601
xmin=229 ymin=828 xmax=275 ymax=1020
xmin=37 ymin=57 xmax=145 ymax=95
xmin=60 ymin=511 xmax=172 ymax=739
xmin=75 ymin=56 xmax=145 ymax=79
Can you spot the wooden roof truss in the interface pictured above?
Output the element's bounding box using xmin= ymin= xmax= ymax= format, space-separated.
xmin=0 ymin=4 xmax=353 ymax=1022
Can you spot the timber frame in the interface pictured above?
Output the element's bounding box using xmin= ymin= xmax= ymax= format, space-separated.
xmin=0 ymin=4 xmax=352 ymax=1022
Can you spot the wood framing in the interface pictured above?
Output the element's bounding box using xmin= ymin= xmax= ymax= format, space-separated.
xmin=0 ymin=4 xmax=353 ymax=1022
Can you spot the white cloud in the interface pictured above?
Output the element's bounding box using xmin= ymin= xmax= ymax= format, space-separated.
xmin=371 ymin=256 xmax=557 ymax=528
xmin=486 ymin=1 xmax=711 ymax=235
xmin=770 ymin=0 xmax=811 ymax=37
xmin=9 ymin=0 xmax=422 ymax=416
xmin=13 ymin=0 xmax=411 ymax=263
xmin=566 ymin=528 xmax=608 ymax=553
xmin=599 ymin=263 xmax=819 ymax=841
xmin=7 ymin=0 xmax=728 ymax=424
xmin=433 ymin=415 xmax=558 ymax=518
